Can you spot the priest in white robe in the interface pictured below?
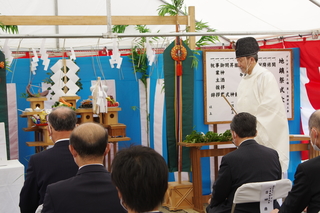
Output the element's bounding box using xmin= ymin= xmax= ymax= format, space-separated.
xmin=234 ymin=37 xmax=289 ymax=172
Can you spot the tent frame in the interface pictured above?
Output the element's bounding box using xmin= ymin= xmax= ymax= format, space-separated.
xmin=0 ymin=6 xmax=197 ymax=49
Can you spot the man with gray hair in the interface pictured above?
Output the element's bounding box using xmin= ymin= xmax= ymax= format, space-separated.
xmin=42 ymin=122 xmax=125 ymax=213
xmin=271 ymin=110 xmax=320 ymax=213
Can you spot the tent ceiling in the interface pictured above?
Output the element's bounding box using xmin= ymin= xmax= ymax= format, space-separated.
xmin=1 ymin=0 xmax=320 ymax=50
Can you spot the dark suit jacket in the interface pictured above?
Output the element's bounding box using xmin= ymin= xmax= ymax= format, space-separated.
xmin=41 ymin=164 xmax=126 ymax=213
xmin=279 ymin=156 xmax=320 ymax=213
xmin=206 ymin=139 xmax=282 ymax=213
xmin=19 ymin=140 xmax=78 ymax=213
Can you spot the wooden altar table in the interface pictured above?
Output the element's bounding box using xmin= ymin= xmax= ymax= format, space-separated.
xmin=106 ymin=137 xmax=131 ymax=170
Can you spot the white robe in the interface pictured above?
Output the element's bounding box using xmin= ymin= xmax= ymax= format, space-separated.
xmin=237 ymin=63 xmax=289 ymax=172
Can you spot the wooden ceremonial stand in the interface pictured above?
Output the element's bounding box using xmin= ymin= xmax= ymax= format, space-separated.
xmin=21 ymin=98 xmax=130 ymax=160
xmin=178 ymin=135 xmax=314 ymax=213
xmin=20 ymin=97 xmax=53 ymax=152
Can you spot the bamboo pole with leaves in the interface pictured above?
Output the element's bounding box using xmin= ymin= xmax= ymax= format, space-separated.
xmin=112 ymin=24 xmax=154 ymax=147
xmin=158 ymin=0 xmax=219 ymax=49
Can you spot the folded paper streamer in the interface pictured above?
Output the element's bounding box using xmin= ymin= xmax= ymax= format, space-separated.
xmin=3 ymin=39 xmax=13 ymax=66
xmin=91 ymin=77 xmax=108 ymax=114
xmin=50 ymin=59 xmax=80 ymax=102
xmin=69 ymin=47 xmax=76 ymax=61
xmin=40 ymin=39 xmax=50 ymax=71
xmin=145 ymin=38 xmax=155 ymax=66
xmin=31 ymin=48 xmax=39 ymax=75
xmin=109 ymin=39 xmax=122 ymax=69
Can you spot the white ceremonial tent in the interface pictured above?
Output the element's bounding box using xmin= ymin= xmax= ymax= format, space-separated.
xmin=1 ymin=1 xmax=320 ymax=211
xmin=1 ymin=0 xmax=320 ymax=50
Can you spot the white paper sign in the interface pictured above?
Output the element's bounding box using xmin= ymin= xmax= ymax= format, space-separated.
xmin=0 ymin=122 xmax=8 ymax=164
xmin=203 ymin=49 xmax=293 ymax=124
xmin=260 ymin=183 xmax=275 ymax=213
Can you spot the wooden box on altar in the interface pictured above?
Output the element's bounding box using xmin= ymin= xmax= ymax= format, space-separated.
xmin=163 ymin=181 xmax=194 ymax=211
xmin=76 ymin=108 xmax=94 ymax=123
xmin=107 ymin=124 xmax=126 ymax=137
xmin=27 ymin=97 xmax=47 ymax=110
xmin=102 ymin=107 xmax=121 ymax=125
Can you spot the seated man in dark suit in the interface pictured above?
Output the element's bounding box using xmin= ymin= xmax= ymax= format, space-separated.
xmin=206 ymin=112 xmax=282 ymax=213
xmin=111 ymin=145 xmax=168 ymax=213
xmin=19 ymin=106 xmax=78 ymax=213
xmin=271 ymin=109 xmax=320 ymax=213
xmin=41 ymin=122 xmax=126 ymax=213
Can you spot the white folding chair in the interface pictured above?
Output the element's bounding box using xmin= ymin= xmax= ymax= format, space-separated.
xmin=231 ymin=179 xmax=292 ymax=213
xmin=35 ymin=204 xmax=43 ymax=213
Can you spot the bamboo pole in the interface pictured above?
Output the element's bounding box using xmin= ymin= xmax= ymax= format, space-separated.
xmin=188 ymin=6 xmax=196 ymax=50
xmin=0 ymin=15 xmax=189 ymax=26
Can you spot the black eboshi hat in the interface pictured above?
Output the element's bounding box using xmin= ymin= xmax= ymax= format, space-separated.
xmin=235 ymin=37 xmax=260 ymax=58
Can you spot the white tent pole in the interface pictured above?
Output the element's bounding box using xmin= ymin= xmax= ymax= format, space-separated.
xmin=54 ymin=0 xmax=60 ymax=49
xmin=106 ymin=0 xmax=113 ymax=37
xmin=0 ymin=30 xmax=317 ymax=39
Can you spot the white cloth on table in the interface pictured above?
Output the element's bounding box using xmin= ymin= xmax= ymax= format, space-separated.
xmin=0 ymin=159 xmax=24 ymax=213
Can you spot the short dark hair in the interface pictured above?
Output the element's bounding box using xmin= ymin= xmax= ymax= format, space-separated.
xmin=309 ymin=110 xmax=320 ymax=130
xmin=70 ymin=122 xmax=108 ymax=158
xmin=48 ymin=106 xmax=77 ymax=131
xmin=230 ymin=112 xmax=257 ymax=138
xmin=111 ymin=145 xmax=168 ymax=212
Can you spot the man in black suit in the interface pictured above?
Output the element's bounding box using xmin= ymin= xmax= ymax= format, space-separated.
xmin=41 ymin=122 xmax=126 ymax=213
xmin=206 ymin=112 xmax=282 ymax=213
xmin=19 ymin=106 xmax=78 ymax=213
xmin=271 ymin=109 xmax=320 ymax=213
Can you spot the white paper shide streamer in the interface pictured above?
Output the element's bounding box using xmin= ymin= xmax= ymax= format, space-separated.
xmin=30 ymin=48 xmax=39 ymax=75
xmin=91 ymin=77 xmax=108 ymax=114
xmin=50 ymin=59 xmax=80 ymax=102
xmin=145 ymin=38 xmax=155 ymax=66
xmin=3 ymin=39 xmax=14 ymax=66
xmin=69 ymin=47 xmax=76 ymax=61
xmin=109 ymin=39 xmax=122 ymax=69
xmin=40 ymin=39 xmax=50 ymax=70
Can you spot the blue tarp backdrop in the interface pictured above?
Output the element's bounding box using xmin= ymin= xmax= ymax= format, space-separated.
xmin=6 ymin=49 xmax=301 ymax=195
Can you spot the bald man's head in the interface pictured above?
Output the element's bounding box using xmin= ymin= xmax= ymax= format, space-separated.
xmin=309 ymin=110 xmax=320 ymax=131
xmin=48 ymin=106 xmax=77 ymax=131
xmin=70 ymin=122 xmax=108 ymax=158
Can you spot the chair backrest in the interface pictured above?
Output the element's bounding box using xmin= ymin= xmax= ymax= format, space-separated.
xmin=231 ymin=179 xmax=292 ymax=213
xmin=35 ymin=204 xmax=43 ymax=213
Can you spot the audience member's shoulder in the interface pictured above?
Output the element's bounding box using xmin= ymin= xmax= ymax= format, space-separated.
xmin=300 ymin=156 xmax=320 ymax=168
xmin=29 ymin=148 xmax=51 ymax=160
xmin=29 ymin=146 xmax=64 ymax=162
xmin=255 ymin=143 xmax=279 ymax=157
xmin=47 ymin=176 xmax=74 ymax=191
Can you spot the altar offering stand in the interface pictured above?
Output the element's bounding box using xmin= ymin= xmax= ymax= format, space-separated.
xmin=20 ymin=97 xmax=53 ymax=153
